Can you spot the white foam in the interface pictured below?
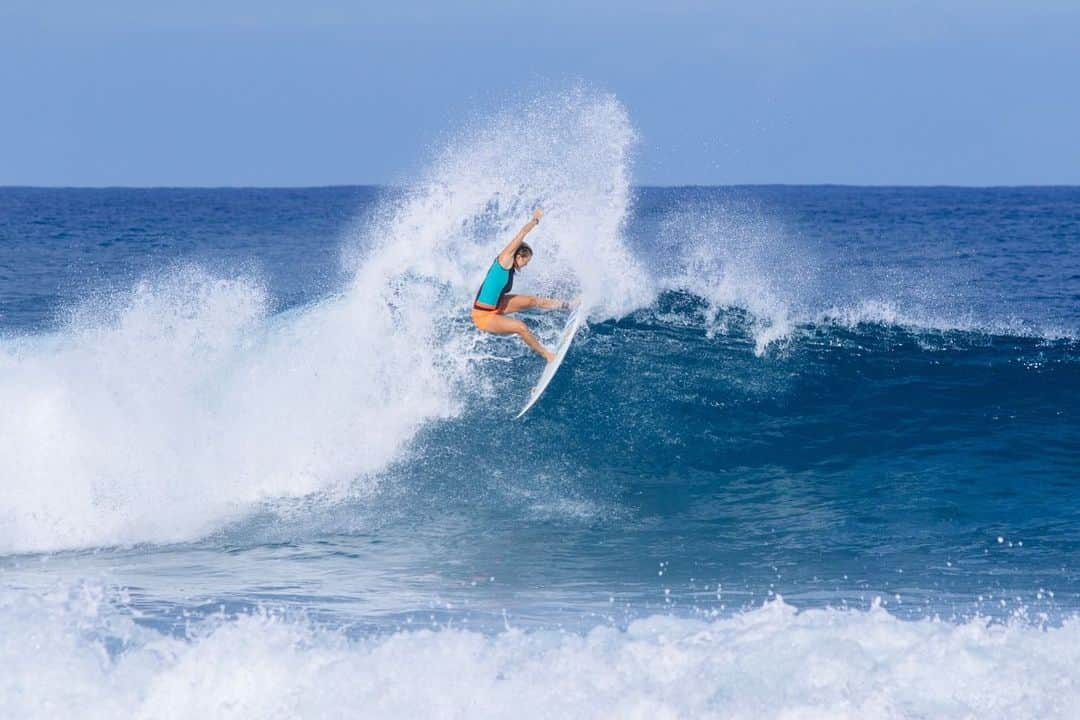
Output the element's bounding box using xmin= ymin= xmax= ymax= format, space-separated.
xmin=4 ymin=586 xmax=1077 ymax=719
xmin=818 ymin=299 xmax=1079 ymax=342
xmin=0 ymin=265 xmax=455 ymax=553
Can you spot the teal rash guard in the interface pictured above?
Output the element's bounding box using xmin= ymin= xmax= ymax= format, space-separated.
xmin=474 ymin=258 xmax=515 ymax=309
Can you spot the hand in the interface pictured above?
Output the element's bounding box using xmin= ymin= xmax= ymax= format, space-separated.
xmin=532 ymin=208 xmax=544 ymax=223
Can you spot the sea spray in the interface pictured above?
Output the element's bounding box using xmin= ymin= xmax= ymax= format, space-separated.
xmin=0 ymin=88 xmax=644 ymax=553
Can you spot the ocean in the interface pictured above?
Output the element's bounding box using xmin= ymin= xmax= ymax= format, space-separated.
xmin=2 ymin=95 xmax=1079 ymax=718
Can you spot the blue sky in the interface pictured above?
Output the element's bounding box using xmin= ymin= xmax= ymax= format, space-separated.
xmin=2 ymin=1 xmax=1078 ymax=186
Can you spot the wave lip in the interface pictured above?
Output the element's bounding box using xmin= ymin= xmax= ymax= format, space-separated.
xmin=5 ymin=586 xmax=1079 ymax=719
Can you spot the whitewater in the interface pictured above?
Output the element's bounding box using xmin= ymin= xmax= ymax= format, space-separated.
xmin=2 ymin=90 xmax=1079 ymax=718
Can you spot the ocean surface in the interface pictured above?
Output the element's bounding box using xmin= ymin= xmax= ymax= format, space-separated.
xmin=2 ymin=96 xmax=1079 ymax=718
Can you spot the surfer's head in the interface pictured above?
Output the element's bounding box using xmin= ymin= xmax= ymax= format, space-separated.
xmin=513 ymin=243 xmax=533 ymax=269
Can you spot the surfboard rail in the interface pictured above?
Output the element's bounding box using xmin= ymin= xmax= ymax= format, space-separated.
xmin=515 ymin=307 xmax=584 ymax=418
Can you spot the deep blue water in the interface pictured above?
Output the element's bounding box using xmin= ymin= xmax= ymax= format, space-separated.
xmin=2 ymin=185 xmax=1079 ymax=717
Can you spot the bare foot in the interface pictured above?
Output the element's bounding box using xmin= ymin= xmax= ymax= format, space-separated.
xmin=542 ymin=349 xmax=555 ymax=363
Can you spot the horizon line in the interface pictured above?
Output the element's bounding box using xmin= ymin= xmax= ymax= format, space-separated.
xmin=3 ymin=183 xmax=1080 ymax=191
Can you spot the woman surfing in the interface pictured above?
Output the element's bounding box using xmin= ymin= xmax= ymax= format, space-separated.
xmin=471 ymin=208 xmax=571 ymax=362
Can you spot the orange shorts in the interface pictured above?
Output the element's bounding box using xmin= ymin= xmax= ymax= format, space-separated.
xmin=471 ymin=306 xmax=502 ymax=331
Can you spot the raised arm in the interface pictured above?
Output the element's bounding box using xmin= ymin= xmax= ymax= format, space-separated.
xmin=497 ymin=208 xmax=544 ymax=268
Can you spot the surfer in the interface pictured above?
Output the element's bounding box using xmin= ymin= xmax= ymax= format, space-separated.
xmin=471 ymin=208 xmax=570 ymax=362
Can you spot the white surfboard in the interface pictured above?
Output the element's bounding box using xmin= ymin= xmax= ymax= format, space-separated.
xmin=515 ymin=308 xmax=585 ymax=418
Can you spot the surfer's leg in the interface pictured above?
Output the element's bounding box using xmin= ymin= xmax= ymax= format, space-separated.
xmin=498 ymin=294 xmax=567 ymax=314
xmin=481 ymin=314 xmax=554 ymax=361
